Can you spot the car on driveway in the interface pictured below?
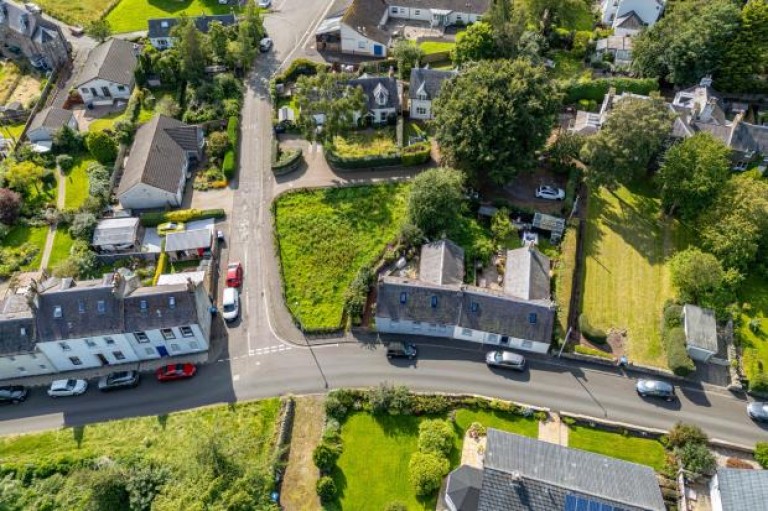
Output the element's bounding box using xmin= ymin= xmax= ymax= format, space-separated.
xmin=386 ymin=341 xmax=418 ymax=360
xmin=0 ymin=386 xmax=28 ymax=404
xmin=157 ymin=222 xmax=185 ymax=235
xmin=636 ymin=379 xmax=676 ymax=401
xmin=222 ymin=287 xmax=240 ymax=321
xmin=747 ymin=401 xmax=768 ymax=423
xmin=486 ymin=350 xmax=527 ymax=371
xmin=226 ymin=262 xmax=243 ymax=288
xmin=259 ymin=37 xmax=273 ymax=52
xmin=258 ymin=0 xmax=272 ymax=8
xmin=156 ymin=363 xmax=197 ymax=382
xmin=535 ymin=185 xmax=565 ymax=201
xmin=47 ymin=379 xmax=88 ymax=398
xmin=98 ymin=371 xmax=140 ymax=392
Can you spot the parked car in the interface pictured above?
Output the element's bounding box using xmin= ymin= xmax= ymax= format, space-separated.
xmin=69 ymin=26 xmax=84 ymax=37
xmin=535 ymin=185 xmax=565 ymax=201
xmin=222 ymin=287 xmax=240 ymax=321
xmin=47 ymin=379 xmax=88 ymax=398
xmin=24 ymin=2 xmax=42 ymax=14
xmin=386 ymin=342 xmax=418 ymax=360
xmin=0 ymin=386 xmax=28 ymax=405
xmin=486 ymin=350 xmax=527 ymax=371
xmin=156 ymin=363 xmax=197 ymax=382
xmin=258 ymin=0 xmax=272 ymax=8
xmin=747 ymin=401 xmax=768 ymax=423
xmin=259 ymin=37 xmax=273 ymax=52
xmin=98 ymin=371 xmax=140 ymax=392
xmin=217 ymin=230 xmax=225 ymax=243
xmin=226 ymin=262 xmax=243 ymax=288
xmin=635 ymin=379 xmax=676 ymax=401
xmin=157 ymin=222 xmax=185 ymax=235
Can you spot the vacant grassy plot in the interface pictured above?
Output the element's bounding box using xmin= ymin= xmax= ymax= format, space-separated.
xmin=106 ymin=0 xmax=238 ymax=33
xmin=332 ymin=130 xmax=398 ymax=158
xmin=47 ymin=228 xmax=75 ymax=269
xmin=3 ymin=225 xmax=48 ymax=271
xmin=0 ymin=60 xmax=21 ymax=102
xmin=581 ymin=183 xmax=691 ymax=367
xmin=419 ymin=40 xmax=455 ymax=55
xmin=7 ymin=74 xmax=42 ymax=106
xmin=274 ymin=183 xmax=409 ymax=330
xmin=554 ymin=226 xmax=578 ymax=340
xmin=0 ymin=399 xmax=280 ymax=509
xmin=63 ymin=156 xmax=95 ymax=209
xmin=738 ymin=275 xmax=768 ymax=382
xmin=568 ymin=425 xmax=666 ymax=471
xmin=37 ymin=0 xmax=111 ymax=25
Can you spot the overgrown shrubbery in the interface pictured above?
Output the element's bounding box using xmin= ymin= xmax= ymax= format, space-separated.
xmin=561 ymin=77 xmax=659 ymax=104
xmin=408 ymin=452 xmax=448 ymax=497
xmin=667 ymin=422 xmax=716 ymax=477
xmin=662 ymin=304 xmax=696 ymax=376
xmin=417 ymin=419 xmax=455 ymax=457
xmin=756 ymin=442 xmax=768 ymax=469
xmin=343 ymin=266 xmax=374 ymax=325
xmin=579 ymin=313 xmax=607 ymax=344
xmin=0 ymin=242 xmax=39 ymax=278
xmin=369 ymin=383 xmax=412 ymax=416
xmin=316 ymin=476 xmax=337 ymax=502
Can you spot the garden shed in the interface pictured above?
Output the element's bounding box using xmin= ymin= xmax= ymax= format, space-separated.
xmin=532 ymin=212 xmax=566 ymax=241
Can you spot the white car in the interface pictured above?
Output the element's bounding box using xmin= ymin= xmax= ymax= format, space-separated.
xmin=535 ymin=185 xmax=565 ymax=201
xmin=259 ymin=37 xmax=274 ymax=52
xmin=48 ymin=379 xmax=88 ymax=398
xmin=222 ymin=287 xmax=240 ymax=322
xmin=258 ymin=0 xmax=272 ymax=8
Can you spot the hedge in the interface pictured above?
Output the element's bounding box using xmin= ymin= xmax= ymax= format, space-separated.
xmin=274 ymin=58 xmax=327 ymax=85
xmin=222 ymin=149 xmax=236 ymax=179
xmin=140 ymin=208 xmax=226 ymax=227
xmin=664 ymin=326 xmax=696 ymax=376
xmin=561 ymin=77 xmax=659 ymax=105
xmin=272 ymin=147 xmax=303 ymax=175
xmin=325 ymin=142 xmax=430 ymax=169
xmin=579 ymin=313 xmax=608 ymax=344
xmin=152 ymin=252 xmax=167 ymax=285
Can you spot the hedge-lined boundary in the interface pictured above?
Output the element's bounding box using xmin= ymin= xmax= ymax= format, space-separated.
xmin=560 ymin=77 xmax=659 ymax=105
xmin=325 ymin=142 xmax=430 ymax=170
xmin=140 ymin=208 xmax=226 ymax=227
xmin=272 ymin=148 xmax=303 ymax=175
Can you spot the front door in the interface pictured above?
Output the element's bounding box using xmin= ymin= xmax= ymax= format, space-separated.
xmin=96 ymin=353 xmax=109 ymax=366
xmin=157 ymin=346 xmax=169 ymax=357
xmin=373 ymin=44 xmax=383 ymax=56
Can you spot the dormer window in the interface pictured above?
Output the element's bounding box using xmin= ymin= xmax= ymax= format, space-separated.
xmin=373 ymin=83 xmax=389 ymax=107
xmin=140 ymin=300 xmax=148 ymax=311
xmin=169 ymin=296 xmax=176 ymax=309
xmin=97 ymin=300 xmax=106 ymax=314
xmin=400 ymin=292 xmax=407 ymax=304
xmin=53 ymin=306 xmax=62 ymax=318
xmin=78 ymin=300 xmax=86 ymax=314
xmin=470 ymin=302 xmax=479 ymax=313
xmin=528 ymin=313 xmax=537 ymax=324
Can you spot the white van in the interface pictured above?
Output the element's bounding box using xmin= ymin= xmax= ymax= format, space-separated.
xmin=222 ymin=287 xmax=240 ymax=322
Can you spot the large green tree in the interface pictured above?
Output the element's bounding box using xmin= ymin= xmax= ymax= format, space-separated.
xmin=656 ymin=133 xmax=731 ymax=220
xmin=207 ymin=21 xmax=231 ymax=64
xmin=669 ymin=247 xmax=740 ymax=310
xmin=294 ymin=72 xmax=366 ymax=141
xmin=176 ymin=17 xmax=206 ymax=82
xmin=3 ymin=161 xmax=44 ymax=194
xmin=433 ymin=59 xmax=561 ymax=185
xmin=452 ymin=22 xmax=497 ymax=65
xmin=405 ymin=167 xmax=465 ymax=239
xmin=392 ymin=40 xmax=423 ymax=79
xmin=520 ymin=0 xmax=585 ymax=34
xmin=485 ymin=0 xmax=527 ymax=57
xmin=717 ymin=0 xmax=768 ymax=91
xmin=580 ymin=96 xmax=674 ymax=189
xmin=86 ymin=19 xmax=112 ymax=43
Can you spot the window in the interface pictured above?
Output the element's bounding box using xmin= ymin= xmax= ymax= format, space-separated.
xmin=170 ymin=343 xmax=181 ymax=352
xmin=412 ymin=321 xmax=421 ymax=330
xmin=69 ymin=356 xmax=82 ymax=366
xmin=80 ymin=87 xmax=88 ymax=93
xmin=113 ymin=351 xmax=126 ymax=361
xmin=39 ymin=364 xmax=47 ymax=370
xmin=488 ymin=334 xmax=499 ymax=343
xmin=416 ymin=107 xmax=428 ymax=116
xmin=734 ymin=161 xmax=748 ymax=171
xmin=97 ymin=300 xmax=106 ymax=314
xmin=140 ymin=300 xmax=148 ymax=311
xmin=117 ymin=85 xmax=126 ymax=92
xmin=456 ymin=14 xmax=463 ymax=20
xmin=415 ymin=9 xmax=420 ymax=15
xmin=528 ymin=313 xmax=537 ymax=324
xmin=59 ymin=342 xmax=71 ymax=351
xmin=462 ymin=328 xmax=472 ymax=336
xmin=431 ymin=295 xmax=438 ymax=308
xmin=190 ymin=341 xmax=199 ymax=350
xmin=85 ymin=339 xmax=97 ymax=348
xmin=400 ymin=292 xmax=407 ymax=304
xmin=358 ymin=41 xmax=366 ymax=49
xmin=180 ymin=326 xmax=194 ymax=337
xmin=20 ymin=327 xmax=27 ymax=336
xmin=399 ymin=7 xmax=406 ymax=13
xmin=53 ymin=306 xmax=62 ymax=318
xmin=521 ymin=340 xmax=533 ymax=349
xmin=161 ymin=328 xmax=176 ymax=340
xmin=144 ymin=347 xmax=155 ymax=356
xmin=169 ymin=296 xmax=176 ymax=309
xmin=78 ymin=300 xmax=86 ymax=314
xmin=134 ymin=332 xmax=149 ymax=343
xmin=104 ymin=337 xmax=115 ymax=345
xmin=470 ymin=302 xmax=479 ymax=313
xmin=391 ymin=7 xmax=397 ymax=13
xmin=17 ymin=367 xmax=26 ymax=373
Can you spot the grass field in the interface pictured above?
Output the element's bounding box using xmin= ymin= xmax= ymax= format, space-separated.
xmin=332 ymin=130 xmax=398 ymax=158
xmin=47 ymin=228 xmax=75 ymax=269
xmin=37 ymin=0 xmax=112 ymax=25
xmin=106 ymin=0 xmax=239 ymax=33
xmin=0 ymin=399 xmax=280 ymax=509
xmin=581 ymin=183 xmax=691 ymax=367
xmin=0 ymin=60 xmax=21 ymax=102
xmin=274 ymin=183 xmax=409 ymax=330
xmin=738 ymin=275 xmax=768 ymax=382
xmin=3 ymin=225 xmax=49 ymax=271
xmin=88 ymin=110 xmax=123 ymax=132
xmin=554 ymin=226 xmax=578 ymax=340
xmin=63 ymin=156 xmax=95 ymax=209
xmin=568 ymin=425 xmax=667 ymax=471
xmin=452 ymin=408 xmax=539 ymax=440
xmin=419 ymin=41 xmax=455 ymax=55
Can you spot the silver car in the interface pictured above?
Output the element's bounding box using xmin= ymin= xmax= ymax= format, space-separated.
xmin=535 ymin=185 xmax=565 ymax=200
xmin=747 ymin=402 xmax=768 ymax=423
xmin=486 ymin=350 xmax=527 ymax=371
xmin=48 ymin=379 xmax=88 ymax=398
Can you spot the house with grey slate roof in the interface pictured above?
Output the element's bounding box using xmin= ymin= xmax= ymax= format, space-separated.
xmin=709 ymin=468 xmax=768 ymax=511
xmin=117 ymin=114 xmax=203 ymax=210
xmin=445 ymin=428 xmax=666 ymax=511
xmin=409 ymin=67 xmax=456 ymax=120
xmin=376 ymin=241 xmax=555 ymax=354
xmin=75 ymin=38 xmax=138 ymax=107
xmin=600 ymin=0 xmax=665 ymax=36
xmin=0 ymin=0 xmax=69 ymax=70
xmin=348 ymin=75 xmax=400 ymax=124
xmin=148 ymin=14 xmax=237 ymax=50
xmin=26 ymin=107 xmax=78 ymax=148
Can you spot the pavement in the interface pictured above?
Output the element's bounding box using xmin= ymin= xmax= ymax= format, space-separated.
xmin=1 ymin=0 xmax=766 ymax=450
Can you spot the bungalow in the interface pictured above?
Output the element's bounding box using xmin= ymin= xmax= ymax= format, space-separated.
xmin=26 ymin=107 xmax=77 ymax=151
xmin=117 ymin=115 xmax=203 ymax=210
xmin=709 ymin=468 xmax=768 ymax=511
xmin=148 ymin=14 xmax=237 ymax=50
xmin=408 ymin=67 xmax=456 ymax=120
xmin=600 ymin=0 xmax=666 ymax=36
xmin=75 ymin=38 xmax=138 ymax=107
xmin=682 ymin=304 xmax=722 ymax=364
xmin=91 ymin=217 xmax=142 ymax=253
xmin=0 ymin=0 xmax=69 ymax=70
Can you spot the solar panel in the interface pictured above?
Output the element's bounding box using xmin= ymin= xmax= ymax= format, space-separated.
xmin=564 ymin=494 xmax=630 ymax=511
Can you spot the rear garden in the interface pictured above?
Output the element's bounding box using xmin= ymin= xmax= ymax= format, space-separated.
xmin=36 ymin=0 xmax=112 ymax=26
xmin=738 ymin=275 xmax=768 ymax=385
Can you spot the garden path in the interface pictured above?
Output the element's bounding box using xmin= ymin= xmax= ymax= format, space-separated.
xmin=538 ymin=413 xmax=568 ymax=446
xmin=39 ymin=165 xmax=66 ymax=270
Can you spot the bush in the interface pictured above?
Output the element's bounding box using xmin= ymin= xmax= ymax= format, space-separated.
xmin=676 ymin=442 xmax=716 ymax=475
xmin=561 ymin=77 xmax=659 ymax=105
xmin=408 ymin=452 xmax=449 ymax=497
xmin=207 ymin=131 xmax=230 ymax=160
xmin=316 ymin=476 xmax=337 ymax=502
xmin=325 ymin=388 xmax=366 ymax=420
xmin=369 ymin=383 xmax=412 ymax=415
xmin=418 ymin=419 xmax=455 ymax=457
xmin=222 ymin=149 xmax=236 ymax=180
xmin=664 ymin=305 xmax=684 ymax=328
xmin=579 ymin=314 xmax=607 ymax=344
xmin=313 ymin=441 xmax=342 ymax=473
xmin=56 ymin=154 xmax=74 ymax=172
xmin=69 ymin=212 xmax=98 ymax=241
xmin=227 ymin=116 xmax=239 ymax=145
xmin=664 ymin=327 xmax=696 ymax=376
xmin=0 ymin=188 xmax=22 ymax=225
xmin=412 ymin=394 xmax=450 ymax=415
xmin=153 ymin=252 xmax=167 ymax=286
xmin=573 ymin=344 xmax=613 ymax=359
xmin=668 ymin=422 xmax=708 ymax=449
xmin=85 ymin=131 xmax=118 ymax=164
xmin=139 ymin=208 xmax=226 ymax=227
xmin=750 ymin=372 xmax=768 ymax=394
xmin=755 ymin=442 xmax=768 ymax=469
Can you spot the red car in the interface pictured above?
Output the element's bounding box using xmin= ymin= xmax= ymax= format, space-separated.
xmin=226 ymin=262 xmax=243 ymax=288
xmin=155 ymin=363 xmax=197 ymax=382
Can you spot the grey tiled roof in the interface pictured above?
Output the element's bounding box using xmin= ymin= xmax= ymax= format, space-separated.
xmin=147 ymin=14 xmax=237 ymax=39
xmin=446 ymin=465 xmax=483 ymax=511
xmin=614 ymin=10 xmax=645 ymax=29
xmin=76 ymin=38 xmax=138 ymax=87
xmin=123 ymin=284 xmax=200 ymax=332
xmin=730 ymin=122 xmax=768 ymax=154
xmin=393 ymin=0 xmax=491 ymax=13
xmin=118 ymin=115 xmax=200 ymax=196
xmin=342 ymin=0 xmax=389 ymax=44
xmin=459 ymin=288 xmax=553 ymax=344
xmin=716 ymin=468 xmax=768 ymax=511
xmin=28 ymin=107 xmax=74 ymax=132
xmin=164 ymin=228 xmax=212 ymax=252
xmin=409 ymin=68 xmax=456 ymax=100
xmin=377 ymin=277 xmax=464 ymax=326
xmin=683 ymin=304 xmax=718 ymax=353
xmin=419 ymin=239 xmax=464 ymax=286
xmin=504 ymin=248 xmax=550 ymax=301
xmin=92 ymin=217 xmax=140 ymax=247
xmin=349 ymin=76 xmax=400 ymax=111
xmin=0 ymin=295 xmax=36 ymax=355
xmin=0 ymin=0 xmax=39 ymax=36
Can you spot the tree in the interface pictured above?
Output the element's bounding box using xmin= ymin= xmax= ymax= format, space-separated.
xmin=520 ymin=0 xmax=584 ymax=34
xmin=295 ymin=72 xmax=366 ymax=141
xmin=452 ymin=22 xmax=497 ymax=65
xmin=3 ymin=161 xmax=45 ymax=194
xmin=433 ymin=59 xmax=561 ymax=185
xmin=718 ymin=0 xmax=768 ymax=91
xmin=484 ymin=0 xmax=527 ymax=58
xmin=657 ymin=133 xmax=731 ymax=220
xmin=406 ymin=167 xmax=465 ymax=239
xmin=667 ymin=422 xmax=708 ymax=449
xmin=207 ymin=21 xmax=231 ymax=64
xmin=207 ymin=131 xmax=230 ymax=159
xmin=490 ymin=208 xmax=514 ymax=244
xmin=177 ymin=18 xmax=206 ymax=83
xmin=548 ymin=131 xmax=583 ymax=174
xmin=669 ymin=248 xmax=740 ymax=311
xmin=580 ymin=96 xmax=674 ymax=189
xmin=86 ymin=131 xmax=118 ymax=164
xmin=756 ymin=442 xmax=768 ymax=469
xmin=632 ymin=0 xmax=741 ymax=85
xmin=156 ymin=96 xmax=181 ymax=118
xmin=313 ymin=442 xmax=342 ymax=473
xmin=56 ymin=154 xmax=74 ymax=172
xmin=677 ymin=442 xmax=717 ymax=475
xmin=315 ymin=476 xmax=337 ymax=502
xmin=69 ymin=212 xmax=98 ymax=241
xmin=392 ymin=40 xmax=423 ymax=79
xmin=86 ymin=19 xmax=112 ymax=43
xmin=417 ymin=419 xmax=456 ymax=457
xmin=408 ymin=452 xmax=449 ymax=496
xmin=84 ymin=467 xmax=129 ymax=511
xmin=53 ymin=125 xmax=84 ymax=153
xmin=0 ymin=188 xmax=22 ymax=225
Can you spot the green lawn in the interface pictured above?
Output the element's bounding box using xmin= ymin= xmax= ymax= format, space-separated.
xmin=88 ymin=110 xmax=123 ymax=132
xmin=106 ymin=0 xmax=240 ymax=33
xmin=738 ymin=275 xmax=768 ymax=382
xmin=0 ymin=399 xmax=280 ymax=509
xmin=1 ymin=123 xmax=26 ymax=145
xmin=63 ymin=156 xmax=95 ymax=209
xmin=37 ymin=0 xmax=111 ymax=25
xmin=47 ymin=228 xmax=75 ymax=269
xmin=419 ymin=41 xmax=455 ymax=55
xmin=568 ymin=425 xmax=667 ymax=471
xmin=3 ymin=224 xmax=49 ymax=271
xmin=549 ymin=50 xmax=590 ymax=80
xmin=453 ymin=408 xmax=539 ymax=440
xmin=274 ymin=183 xmax=410 ymax=330
xmin=332 ymin=130 xmax=399 ymax=158
xmin=168 ymin=259 xmax=201 ymax=274
xmin=581 ymin=183 xmax=691 ymax=367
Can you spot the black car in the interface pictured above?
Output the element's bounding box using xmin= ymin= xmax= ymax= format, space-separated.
xmin=386 ymin=342 xmax=418 ymax=360
xmin=98 ymin=371 xmax=140 ymax=391
xmin=0 ymin=386 xmax=28 ymax=404
xmin=747 ymin=402 xmax=768 ymax=423
xmin=636 ymin=379 xmax=676 ymax=401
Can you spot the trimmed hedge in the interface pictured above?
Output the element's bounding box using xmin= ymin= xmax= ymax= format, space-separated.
xmin=140 ymin=208 xmax=226 ymax=227
xmin=561 ymin=77 xmax=659 ymax=105
xmin=227 ymin=116 xmax=238 ymax=144
xmin=579 ymin=313 xmax=608 ymax=344
xmin=325 ymin=142 xmax=430 ymax=169
xmin=272 ymin=147 xmax=303 ymax=175
xmin=274 ymin=58 xmax=327 ymax=85
xmin=222 ymin=149 xmax=236 ymax=179
xmin=664 ymin=326 xmax=696 ymax=376
xmin=153 ymin=252 xmax=167 ymax=286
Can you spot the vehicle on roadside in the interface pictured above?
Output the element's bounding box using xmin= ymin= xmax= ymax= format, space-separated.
xmin=747 ymin=401 xmax=768 ymax=423
xmin=47 ymin=379 xmax=88 ymax=398
xmin=157 ymin=222 xmax=185 ymax=235
xmin=69 ymin=26 xmax=84 ymax=37
xmin=386 ymin=341 xmax=418 ymax=360
xmin=486 ymin=350 xmax=527 ymax=371
xmin=98 ymin=371 xmax=140 ymax=392
xmin=635 ymin=379 xmax=676 ymax=401
xmin=535 ymin=185 xmax=565 ymax=201
xmin=258 ymin=0 xmax=272 ymax=8
xmin=259 ymin=37 xmax=273 ymax=52
xmin=24 ymin=2 xmax=42 ymax=14
xmin=0 ymin=386 xmax=28 ymax=404
xmin=156 ymin=363 xmax=197 ymax=382
xmin=226 ymin=262 xmax=243 ymax=288
xmin=217 ymin=230 xmax=225 ymax=243
xmin=222 ymin=287 xmax=240 ymax=321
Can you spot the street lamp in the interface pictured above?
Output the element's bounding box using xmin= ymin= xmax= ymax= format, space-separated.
xmin=295 ymin=301 xmax=328 ymax=389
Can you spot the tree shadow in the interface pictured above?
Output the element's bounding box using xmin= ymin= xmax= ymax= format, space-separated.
xmin=157 ymin=414 xmax=169 ymax=430
xmin=72 ymin=425 xmax=85 ymax=448
xmin=373 ymin=412 xmax=421 ymax=438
